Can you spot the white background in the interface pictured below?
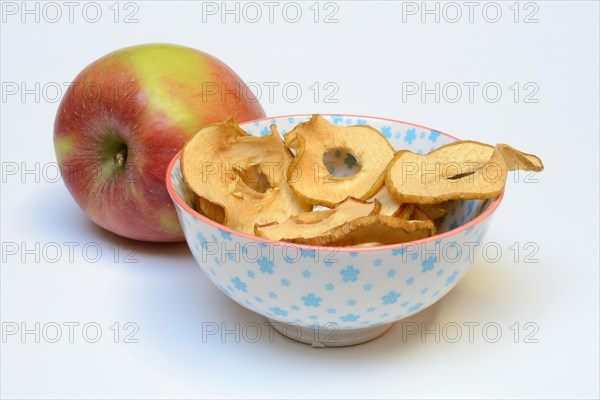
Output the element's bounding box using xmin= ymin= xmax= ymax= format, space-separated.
xmin=1 ymin=1 xmax=599 ymax=398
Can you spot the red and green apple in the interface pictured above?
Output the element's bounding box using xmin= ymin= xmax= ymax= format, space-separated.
xmin=54 ymin=43 xmax=265 ymax=242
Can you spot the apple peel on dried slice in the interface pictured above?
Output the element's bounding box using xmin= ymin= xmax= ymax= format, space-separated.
xmin=181 ymin=118 xmax=311 ymax=234
xmin=385 ymin=141 xmax=544 ymax=204
xmin=284 ymin=115 xmax=395 ymax=207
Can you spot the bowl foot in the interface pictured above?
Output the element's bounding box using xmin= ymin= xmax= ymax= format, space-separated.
xmin=267 ymin=318 xmax=393 ymax=347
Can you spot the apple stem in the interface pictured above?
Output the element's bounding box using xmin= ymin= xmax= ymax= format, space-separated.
xmin=113 ymin=149 xmax=127 ymax=168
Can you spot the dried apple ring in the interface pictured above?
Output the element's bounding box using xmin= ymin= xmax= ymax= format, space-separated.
xmin=410 ymin=206 xmax=437 ymax=236
xmin=259 ymin=215 xmax=434 ymax=247
xmin=370 ymin=187 xmax=404 ymax=216
xmin=417 ymin=202 xmax=451 ymax=220
xmin=181 ymin=118 xmax=311 ymax=234
xmin=385 ymin=141 xmax=544 ymax=204
xmin=284 ymin=115 xmax=395 ymax=207
xmin=370 ymin=191 xmax=417 ymax=220
xmin=194 ymin=195 xmax=226 ymax=224
xmin=393 ymin=203 xmax=415 ymax=220
xmin=255 ymin=196 xmax=433 ymax=246
xmin=255 ymin=197 xmax=380 ymax=241
xmin=321 ymin=216 xmax=435 ymax=247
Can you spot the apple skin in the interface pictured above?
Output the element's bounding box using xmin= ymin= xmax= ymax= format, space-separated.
xmin=54 ymin=44 xmax=265 ymax=242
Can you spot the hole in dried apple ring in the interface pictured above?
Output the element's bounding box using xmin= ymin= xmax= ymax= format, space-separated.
xmin=322 ymin=149 xmax=362 ymax=178
xmin=234 ymin=164 xmax=272 ymax=193
xmin=447 ymin=171 xmax=475 ymax=180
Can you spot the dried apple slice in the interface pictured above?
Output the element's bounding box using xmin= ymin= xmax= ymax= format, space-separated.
xmin=194 ymin=195 xmax=226 ymax=224
xmin=181 ymin=118 xmax=311 ymax=234
xmin=255 ymin=197 xmax=434 ymax=246
xmin=495 ymin=144 xmax=544 ymax=171
xmin=278 ymin=216 xmax=435 ymax=247
xmin=370 ymin=187 xmax=404 ymax=216
xmin=324 ymin=216 xmax=435 ymax=246
xmin=410 ymin=206 xmax=432 ymax=222
xmin=255 ymin=197 xmax=380 ymax=241
xmin=417 ymin=202 xmax=451 ymax=220
xmin=410 ymin=206 xmax=437 ymax=236
xmin=354 ymin=242 xmax=384 ymax=247
xmin=284 ymin=115 xmax=395 ymax=207
xmin=392 ymin=203 xmax=415 ymax=220
xmin=385 ymin=141 xmax=544 ymax=204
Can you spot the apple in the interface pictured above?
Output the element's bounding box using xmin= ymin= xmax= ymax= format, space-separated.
xmin=54 ymin=43 xmax=265 ymax=242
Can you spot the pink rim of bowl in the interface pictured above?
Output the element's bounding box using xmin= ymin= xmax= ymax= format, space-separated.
xmin=165 ymin=113 xmax=505 ymax=253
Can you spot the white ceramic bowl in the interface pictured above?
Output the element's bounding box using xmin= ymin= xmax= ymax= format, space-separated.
xmin=166 ymin=114 xmax=503 ymax=346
